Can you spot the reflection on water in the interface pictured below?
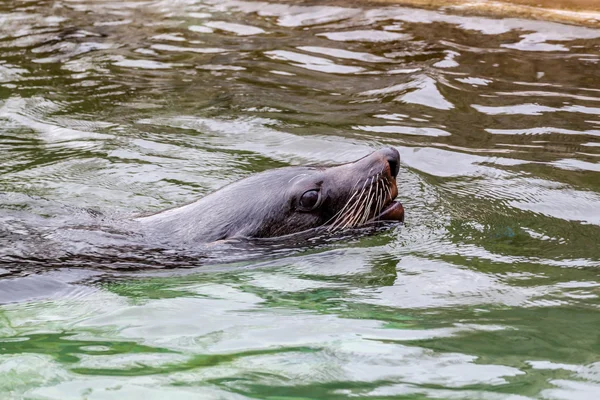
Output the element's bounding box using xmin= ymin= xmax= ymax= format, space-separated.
xmin=0 ymin=0 xmax=600 ymax=398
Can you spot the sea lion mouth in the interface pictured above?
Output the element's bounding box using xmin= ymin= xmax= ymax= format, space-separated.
xmin=373 ymin=200 xmax=405 ymax=223
xmin=325 ymin=172 xmax=404 ymax=232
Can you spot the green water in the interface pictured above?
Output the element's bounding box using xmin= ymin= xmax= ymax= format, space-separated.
xmin=1 ymin=0 xmax=600 ymax=398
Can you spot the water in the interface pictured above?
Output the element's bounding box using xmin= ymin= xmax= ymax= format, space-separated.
xmin=1 ymin=0 xmax=600 ymax=398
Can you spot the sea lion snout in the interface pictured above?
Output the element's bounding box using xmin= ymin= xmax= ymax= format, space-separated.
xmin=351 ymin=147 xmax=403 ymax=224
xmin=356 ymin=147 xmax=400 ymax=179
xmin=386 ymin=147 xmax=401 ymax=178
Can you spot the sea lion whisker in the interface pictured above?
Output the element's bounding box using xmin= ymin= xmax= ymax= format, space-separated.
xmin=288 ymin=173 xmax=309 ymax=183
xmin=360 ymin=181 xmax=377 ymax=225
xmin=364 ymin=176 xmax=379 ymax=222
xmin=379 ymin=175 xmax=386 ymax=210
xmin=331 ymin=183 xmax=370 ymax=231
xmin=375 ymin=175 xmax=383 ymax=208
xmin=338 ymin=182 xmax=368 ymax=217
xmin=326 ymin=177 xmax=370 ymax=227
xmin=373 ymin=179 xmax=382 ymax=217
xmin=327 ymin=177 xmax=372 ymax=230
xmin=338 ymin=176 xmax=374 ymax=230
xmin=328 ymin=198 xmax=360 ymax=231
xmin=339 ymin=202 xmax=363 ymax=230
xmin=360 ymin=178 xmax=376 ymax=225
xmin=384 ymin=179 xmax=392 ymax=201
xmin=354 ymin=179 xmax=375 ymax=225
xmin=332 ymin=205 xmax=360 ymax=231
xmin=330 ymin=199 xmax=360 ymax=231
xmin=342 ymin=191 xmax=370 ymax=230
xmin=327 ymin=190 xmax=361 ymax=230
xmin=372 ymin=175 xmax=384 ymax=219
xmin=365 ymin=190 xmax=377 ymax=224
xmin=375 ymin=179 xmax=384 ymax=218
xmin=362 ymin=174 xmax=387 ymax=225
xmin=378 ymin=175 xmax=390 ymax=203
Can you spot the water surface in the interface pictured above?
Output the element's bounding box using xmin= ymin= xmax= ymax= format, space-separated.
xmin=1 ymin=0 xmax=600 ymax=398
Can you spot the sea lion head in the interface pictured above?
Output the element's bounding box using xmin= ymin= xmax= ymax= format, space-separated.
xmin=138 ymin=148 xmax=404 ymax=243
xmin=250 ymin=146 xmax=404 ymax=238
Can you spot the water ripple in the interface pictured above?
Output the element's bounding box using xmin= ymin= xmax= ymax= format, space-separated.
xmin=1 ymin=0 xmax=600 ymax=398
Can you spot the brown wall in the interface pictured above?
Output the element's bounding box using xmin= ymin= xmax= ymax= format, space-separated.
xmin=506 ymin=0 xmax=600 ymax=11
xmin=371 ymin=0 xmax=600 ymax=27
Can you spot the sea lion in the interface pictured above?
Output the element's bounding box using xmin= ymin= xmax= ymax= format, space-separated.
xmin=137 ymin=148 xmax=404 ymax=244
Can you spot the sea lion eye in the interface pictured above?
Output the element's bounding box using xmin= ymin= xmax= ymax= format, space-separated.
xmin=298 ymin=189 xmax=320 ymax=211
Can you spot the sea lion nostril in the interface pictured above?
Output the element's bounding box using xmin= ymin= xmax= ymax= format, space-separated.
xmin=387 ymin=158 xmax=398 ymax=178
xmin=385 ymin=148 xmax=400 ymax=178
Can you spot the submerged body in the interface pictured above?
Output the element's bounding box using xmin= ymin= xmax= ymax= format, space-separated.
xmin=137 ymin=148 xmax=405 ymax=244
